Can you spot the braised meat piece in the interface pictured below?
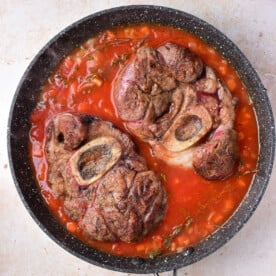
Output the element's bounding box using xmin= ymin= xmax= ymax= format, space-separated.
xmin=80 ymin=167 xmax=166 ymax=242
xmin=114 ymin=42 xmax=238 ymax=180
xmin=193 ymin=128 xmax=238 ymax=180
xmin=197 ymin=93 xmax=220 ymax=129
xmin=195 ymin=66 xmax=218 ymax=94
xmin=115 ymin=81 xmax=149 ymax=122
xmin=114 ymin=43 xmax=209 ymax=144
xmin=46 ymin=113 xmax=88 ymax=196
xmin=114 ymin=45 xmax=182 ymax=140
xmin=157 ymin=42 xmax=203 ymax=82
xmin=192 ymin=82 xmax=238 ymax=180
xmin=126 ymin=86 xmax=184 ymax=140
xmin=46 ymin=112 xmax=167 ymax=242
xmin=134 ymin=46 xmax=176 ymax=92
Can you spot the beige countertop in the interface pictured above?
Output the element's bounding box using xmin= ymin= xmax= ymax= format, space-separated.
xmin=1 ymin=1 xmax=275 ymax=275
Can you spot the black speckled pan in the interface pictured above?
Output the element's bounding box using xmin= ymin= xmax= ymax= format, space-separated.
xmin=7 ymin=5 xmax=275 ymax=274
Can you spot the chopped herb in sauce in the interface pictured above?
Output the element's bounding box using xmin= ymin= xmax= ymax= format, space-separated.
xmin=184 ymin=216 xmax=193 ymax=228
xmin=163 ymin=237 xmax=171 ymax=249
xmin=111 ymin=53 xmax=130 ymax=66
xmin=238 ymin=156 xmax=244 ymax=166
xmin=54 ymin=74 xmax=68 ymax=85
xmin=163 ymin=224 xmax=183 ymax=250
xmin=86 ymin=55 xmax=94 ymax=60
xmin=86 ymin=74 xmax=97 ymax=82
xmin=136 ymin=37 xmax=148 ymax=49
xmin=160 ymin=173 xmax=167 ymax=183
xmin=149 ymin=249 xmax=161 ymax=259
xmin=173 ymin=225 xmax=183 ymax=234
xmin=97 ymin=38 xmax=132 ymax=51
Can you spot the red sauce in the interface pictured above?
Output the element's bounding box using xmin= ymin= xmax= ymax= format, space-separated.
xmin=29 ymin=24 xmax=259 ymax=258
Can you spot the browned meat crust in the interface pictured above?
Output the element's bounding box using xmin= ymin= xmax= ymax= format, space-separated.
xmin=46 ymin=113 xmax=167 ymax=242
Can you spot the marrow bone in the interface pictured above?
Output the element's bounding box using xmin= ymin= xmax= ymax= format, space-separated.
xmin=69 ymin=136 xmax=122 ymax=186
xmin=162 ymin=105 xmax=212 ymax=152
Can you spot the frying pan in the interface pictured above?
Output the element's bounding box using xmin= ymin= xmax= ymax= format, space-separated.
xmin=7 ymin=5 xmax=275 ymax=274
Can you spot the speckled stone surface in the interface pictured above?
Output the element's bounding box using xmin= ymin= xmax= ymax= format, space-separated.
xmin=2 ymin=1 xmax=276 ymax=276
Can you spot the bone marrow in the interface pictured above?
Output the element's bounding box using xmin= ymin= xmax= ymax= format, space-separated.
xmin=69 ymin=136 xmax=122 ymax=186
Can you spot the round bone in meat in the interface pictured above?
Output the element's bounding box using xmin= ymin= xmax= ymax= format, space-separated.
xmin=68 ymin=136 xmax=122 ymax=186
xmin=162 ymin=105 xmax=212 ymax=152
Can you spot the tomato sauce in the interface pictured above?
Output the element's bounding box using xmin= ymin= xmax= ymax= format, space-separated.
xmin=29 ymin=24 xmax=259 ymax=258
